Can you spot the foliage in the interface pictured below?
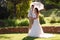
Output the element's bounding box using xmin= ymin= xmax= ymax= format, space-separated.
xmin=1 ymin=19 xmax=16 ymax=27
xmin=39 ymin=14 xmax=46 ymax=24
xmin=0 ymin=0 xmax=32 ymax=19
xmin=7 ymin=0 xmax=32 ymax=19
xmin=45 ymin=0 xmax=60 ymax=9
xmin=0 ymin=18 xmax=29 ymax=27
xmin=7 ymin=1 xmax=14 ymax=18
xmin=57 ymin=20 xmax=60 ymax=23
xmin=55 ymin=17 xmax=60 ymax=23
xmin=18 ymin=18 xmax=29 ymax=26
xmin=50 ymin=20 xmax=56 ymax=23
xmin=41 ymin=9 xmax=60 ymax=17
xmin=41 ymin=9 xmax=60 ymax=24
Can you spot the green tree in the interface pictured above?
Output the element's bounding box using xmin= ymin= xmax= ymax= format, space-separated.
xmin=7 ymin=0 xmax=22 ymax=18
xmin=7 ymin=0 xmax=32 ymax=19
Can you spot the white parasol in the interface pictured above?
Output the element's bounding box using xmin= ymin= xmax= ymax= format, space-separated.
xmin=30 ymin=2 xmax=44 ymax=11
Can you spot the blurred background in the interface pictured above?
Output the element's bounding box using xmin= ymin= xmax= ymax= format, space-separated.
xmin=0 ymin=0 xmax=60 ymax=27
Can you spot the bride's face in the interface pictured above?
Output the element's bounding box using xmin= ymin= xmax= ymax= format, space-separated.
xmin=33 ymin=8 xmax=37 ymax=14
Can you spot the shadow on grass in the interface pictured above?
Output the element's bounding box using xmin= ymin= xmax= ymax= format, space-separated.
xmin=22 ymin=36 xmax=38 ymax=40
xmin=0 ymin=36 xmax=10 ymax=39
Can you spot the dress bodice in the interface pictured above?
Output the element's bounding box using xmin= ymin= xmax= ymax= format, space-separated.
xmin=32 ymin=13 xmax=36 ymax=18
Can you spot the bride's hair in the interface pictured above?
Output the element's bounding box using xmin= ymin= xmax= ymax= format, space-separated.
xmin=35 ymin=8 xmax=39 ymax=14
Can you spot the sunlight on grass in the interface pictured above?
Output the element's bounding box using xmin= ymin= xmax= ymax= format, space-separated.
xmin=0 ymin=33 xmax=60 ymax=40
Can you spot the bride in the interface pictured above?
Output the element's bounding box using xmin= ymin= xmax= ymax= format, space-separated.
xmin=28 ymin=8 xmax=54 ymax=38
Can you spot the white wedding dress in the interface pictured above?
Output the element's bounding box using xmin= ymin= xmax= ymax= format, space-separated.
xmin=28 ymin=13 xmax=54 ymax=38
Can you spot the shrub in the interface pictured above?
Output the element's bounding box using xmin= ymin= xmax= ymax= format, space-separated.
xmin=57 ymin=19 xmax=60 ymax=23
xmin=6 ymin=18 xmax=29 ymax=26
xmin=39 ymin=14 xmax=46 ymax=24
xmin=18 ymin=18 xmax=29 ymax=26
xmin=0 ymin=18 xmax=29 ymax=27
xmin=50 ymin=17 xmax=57 ymax=23
xmin=0 ymin=20 xmax=6 ymax=27
xmin=57 ymin=20 xmax=60 ymax=23
xmin=50 ymin=20 xmax=56 ymax=23
xmin=3 ymin=19 xmax=16 ymax=27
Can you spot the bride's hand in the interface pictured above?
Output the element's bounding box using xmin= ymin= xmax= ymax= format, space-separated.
xmin=32 ymin=17 xmax=37 ymax=20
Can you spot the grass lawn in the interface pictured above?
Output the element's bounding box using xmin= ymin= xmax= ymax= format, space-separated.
xmin=0 ymin=33 xmax=60 ymax=40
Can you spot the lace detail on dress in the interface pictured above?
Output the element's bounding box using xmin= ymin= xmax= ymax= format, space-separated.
xmin=32 ymin=13 xmax=36 ymax=18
